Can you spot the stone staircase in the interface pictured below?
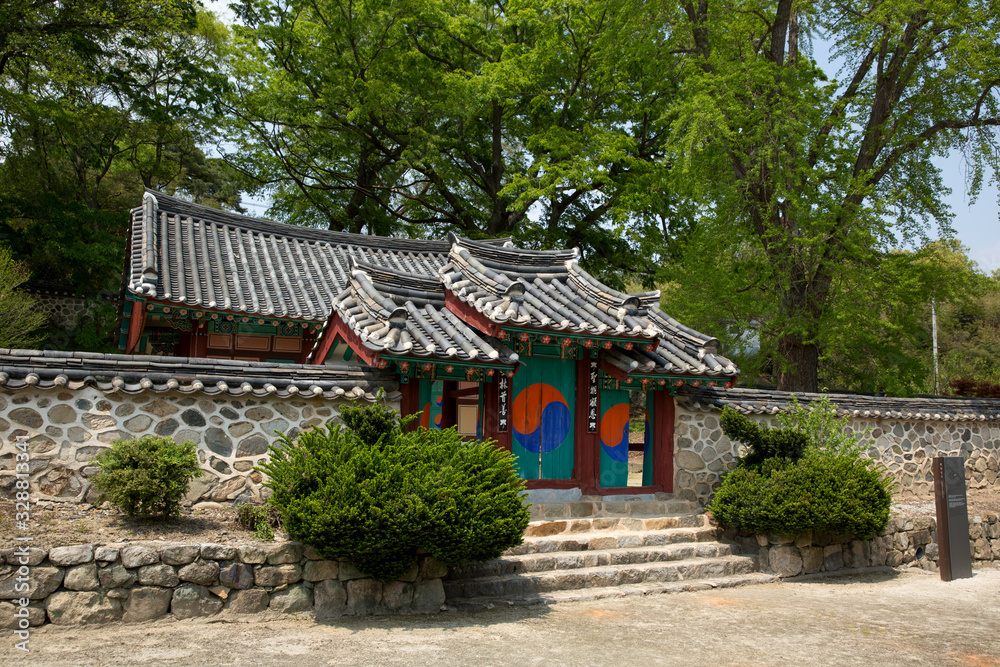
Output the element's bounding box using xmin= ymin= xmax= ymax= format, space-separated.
xmin=444 ymin=499 xmax=776 ymax=609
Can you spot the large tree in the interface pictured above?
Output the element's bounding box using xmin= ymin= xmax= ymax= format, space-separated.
xmin=0 ymin=3 xmax=239 ymax=293
xmin=657 ymin=0 xmax=1000 ymax=391
xmin=224 ymin=0 xmax=692 ymax=278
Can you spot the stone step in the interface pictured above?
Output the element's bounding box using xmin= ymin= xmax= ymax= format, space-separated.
xmin=527 ymin=499 xmax=699 ymax=521
xmin=446 ymin=572 xmax=779 ymax=610
xmin=449 ymin=541 xmax=737 ymax=580
xmin=524 ymin=513 xmax=709 ymax=538
xmin=507 ymin=526 xmax=721 ymax=556
xmin=444 ymin=554 xmax=758 ymax=600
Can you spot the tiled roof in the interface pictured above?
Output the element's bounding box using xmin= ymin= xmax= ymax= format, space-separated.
xmin=126 ymin=191 xmax=456 ymax=321
xmin=125 ymin=190 xmax=738 ymax=378
xmin=678 ymin=387 xmax=1000 ymax=422
xmin=327 ymin=258 xmax=519 ymax=364
xmin=0 ymin=349 xmax=398 ymax=401
xmin=440 ymin=235 xmax=662 ymax=337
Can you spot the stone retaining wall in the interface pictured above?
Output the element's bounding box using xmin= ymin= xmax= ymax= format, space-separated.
xmin=30 ymin=294 xmax=97 ymax=331
xmin=727 ymin=512 xmax=1000 ymax=577
xmin=673 ymin=407 xmax=1000 ymax=504
xmin=0 ymin=388 xmax=397 ymax=505
xmin=0 ymin=541 xmax=447 ymax=628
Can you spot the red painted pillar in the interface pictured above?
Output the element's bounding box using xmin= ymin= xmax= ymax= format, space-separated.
xmin=653 ymin=391 xmax=675 ymax=492
xmin=399 ymin=380 xmax=421 ymax=431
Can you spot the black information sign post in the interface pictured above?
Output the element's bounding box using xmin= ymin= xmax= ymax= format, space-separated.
xmin=933 ymin=456 xmax=973 ymax=581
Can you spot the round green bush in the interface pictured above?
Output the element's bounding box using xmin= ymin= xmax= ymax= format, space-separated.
xmin=707 ymin=454 xmax=893 ymax=538
xmin=260 ymin=404 xmax=530 ymax=582
xmin=708 ymin=403 xmax=894 ymax=539
xmin=91 ymin=435 xmax=203 ymax=519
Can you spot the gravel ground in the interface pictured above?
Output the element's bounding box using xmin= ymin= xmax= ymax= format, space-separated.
xmin=5 ymin=568 xmax=999 ymax=666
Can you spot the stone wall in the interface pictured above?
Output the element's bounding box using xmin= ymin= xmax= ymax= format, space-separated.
xmin=0 ymin=540 xmax=447 ymax=628
xmin=0 ymin=388 xmax=398 ymax=505
xmin=727 ymin=511 xmax=1000 ymax=577
xmin=672 ymin=406 xmax=1000 ymax=504
xmin=29 ymin=293 xmax=100 ymax=331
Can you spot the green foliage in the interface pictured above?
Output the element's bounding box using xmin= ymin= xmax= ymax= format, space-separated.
xmin=655 ymin=0 xmax=1000 ymax=391
xmin=338 ymin=399 xmax=400 ymax=449
xmin=710 ymin=401 xmax=894 ymax=538
xmin=707 ymin=455 xmax=893 ymax=539
xmin=0 ymin=244 xmax=47 ymax=348
xmin=225 ymin=0 xmax=683 ymax=284
xmin=720 ymin=407 xmax=808 ymax=469
xmin=0 ymin=2 xmax=242 ymax=325
xmin=91 ymin=435 xmax=203 ymax=519
xmin=260 ymin=402 xmax=530 ymax=582
xmin=775 ymin=396 xmax=869 ymax=458
xmin=235 ymin=503 xmax=282 ymax=541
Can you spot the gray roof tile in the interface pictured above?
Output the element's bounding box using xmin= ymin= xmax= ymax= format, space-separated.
xmin=0 ymin=349 xmax=397 ymax=401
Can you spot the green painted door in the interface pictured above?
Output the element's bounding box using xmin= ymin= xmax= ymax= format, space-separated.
xmin=510 ymin=356 xmax=575 ymax=480
xmin=417 ymin=378 xmax=443 ymax=430
xmin=599 ymin=387 xmax=630 ymax=487
xmin=599 ymin=387 xmax=655 ymax=488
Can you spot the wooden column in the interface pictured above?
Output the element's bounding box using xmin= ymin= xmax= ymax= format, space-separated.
xmin=399 ymin=380 xmax=421 ymax=431
xmin=652 ymin=391 xmax=675 ymax=492
xmin=439 ymin=380 xmax=458 ymax=429
xmin=575 ymin=356 xmax=601 ymax=495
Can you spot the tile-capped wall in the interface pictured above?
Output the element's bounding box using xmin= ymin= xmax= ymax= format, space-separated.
xmin=673 ymin=406 xmax=1000 ymax=504
xmin=0 ymin=388 xmax=396 ymax=504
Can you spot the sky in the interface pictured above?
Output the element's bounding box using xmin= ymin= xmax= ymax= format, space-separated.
xmin=204 ymin=1 xmax=999 ymax=273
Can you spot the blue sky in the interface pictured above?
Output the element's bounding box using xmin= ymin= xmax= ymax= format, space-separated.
xmin=207 ymin=2 xmax=998 ymax=272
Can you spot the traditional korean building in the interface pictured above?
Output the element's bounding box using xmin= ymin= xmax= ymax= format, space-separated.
xmin=120 ymin=190 xmax=738 ymax=495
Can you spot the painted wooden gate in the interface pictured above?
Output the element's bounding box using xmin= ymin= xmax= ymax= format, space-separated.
xmin=511 ymin=356 xmax=575 ymax=479
xmin=417 ymin=378 xmax=443 ymax=430
xmin=599 ymin=387 xmax=654 ymax=488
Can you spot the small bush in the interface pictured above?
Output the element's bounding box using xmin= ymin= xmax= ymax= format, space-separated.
xmin=91 ymin=436 xmax=202 ymax=519
xmin=260 ymin=402 xmax=530 ymax=582
xmin=708 ymin=402 xmax=894 ymax=539
xmin=235 ymin=503 xmax=282 ymax=541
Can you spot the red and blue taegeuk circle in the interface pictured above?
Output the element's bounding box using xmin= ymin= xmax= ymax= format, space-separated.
xmin=512 ymin=383 xmax=571 ymax=454
xmin=599 ymin=402 xmax=630 ymax=462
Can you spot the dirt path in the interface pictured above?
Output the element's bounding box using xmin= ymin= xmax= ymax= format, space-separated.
xmin=5 ymin=568 xmax=999 ymax=666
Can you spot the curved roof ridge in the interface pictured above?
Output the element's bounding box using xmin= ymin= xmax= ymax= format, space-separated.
xmin=349 ymin=256 xmax=442 ymax=292
xmin=449 ymin=233 xmax=579 ymax=266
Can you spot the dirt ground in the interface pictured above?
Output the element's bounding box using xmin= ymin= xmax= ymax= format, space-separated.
xmin=0 ymin=500 xmax=274 ymax=550
xmin=4 ymin=568 xmax=999 ymax=666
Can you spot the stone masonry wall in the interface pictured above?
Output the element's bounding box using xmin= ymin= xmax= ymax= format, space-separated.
xmin=726 ymin=511 xmax=1000 ymax=577
xmin=30 ymin=294 xmax=98 ymax=331
xmin=0 ymin=388 xmax=399 ymax=505
xmin=673 ymin=406 xmax=1000 ymax=505
xmin=0 ymin=540 xmax=447 ymax=628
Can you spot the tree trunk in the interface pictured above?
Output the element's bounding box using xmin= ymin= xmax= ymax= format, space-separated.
xmin=776 ymin=334 xmax=819 ymax=392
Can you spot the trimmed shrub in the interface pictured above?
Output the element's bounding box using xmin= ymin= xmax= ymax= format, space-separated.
xmin=721 ymin=406 xmax=809 ymax=468
xmin=708 ymin=403 xmax=894 ymax=539
xmin=708 ymin=455 xmax=893 ymax=538
xmin=338 ymin=397 xmax=400 ymax=448
xmin=260 ymin=403 xmax=530 ymax=582
xmin=91 ymin=435 xmax=202 ymax=519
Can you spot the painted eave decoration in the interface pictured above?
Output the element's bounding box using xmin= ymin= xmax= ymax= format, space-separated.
xmin=122 ymin=189 xmax=739 ymax=387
